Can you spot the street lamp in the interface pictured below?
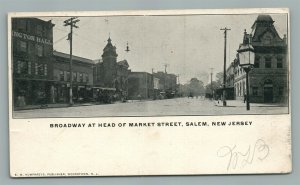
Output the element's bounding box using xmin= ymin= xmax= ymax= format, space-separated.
xmin=237 ymin=34 xmax=255 ymax=111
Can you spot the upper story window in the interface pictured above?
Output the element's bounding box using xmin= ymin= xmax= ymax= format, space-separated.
xmin=59 ymin=71 xmax=64 ymax=81
xmin=264 ymin=36 xmax=272 ymax=44
xmin=16 ymin=60 xmax=29 ymax=74
xmin=66 ymin=72 xmax=70 ymax=81
xmin=17 ymin=20 xmax=27 ymax=32
xmin=19 ymin=40 xmax=27 ymax=52
xmin=265 ymin=57 xmax=272 ymax=68
xmin=36 ymin=25 xmax=43 ymax=36
xmin=35 ymin=63 xmax=44 ymax=76
xmin=36 ymin=44 xmax=44 ymax=57
xmin=79 ymin=73 xmax=83 ymax=82
xmin=44 ymin=64 xmax=47 ymax=76
xmin=277 ymin=57 xmax=283 ymax=68
xmin=85 ymin=73 xmax=89 ymax=82
xmin=28 ymin=61 xmax=31 ymax=75
xmin=73 ymin=72 xmax=77 ymax=81
xmin=262 ymin=32 xmax=273 ymax=45
xmin=254 ymin=56 xmax=260 ymax=68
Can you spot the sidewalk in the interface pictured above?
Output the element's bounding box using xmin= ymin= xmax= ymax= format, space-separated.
xmin=214 ymin=100 xmax=288 ymax=107
xmin=14 ymin=99 xmax=156 ymax=111
xmin=14 ymin=102 xmax=98 ymax=111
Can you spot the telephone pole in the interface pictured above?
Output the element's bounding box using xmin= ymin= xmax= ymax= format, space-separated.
xmin=220 ymin=27 xmax=230 ymax=106
xmin=210 ymin=68 xmax=214 ymax=100
xmin=163 ymin=64 xmax=169 ymax=92
xmin=64 ymin=17 xmax=80 ymax=106
xmin=177 ymin=74 xmax=180 ymax=97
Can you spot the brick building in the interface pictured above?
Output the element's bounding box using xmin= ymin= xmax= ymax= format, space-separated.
xmin=12 ymin=18 xmax=55 ymax=107
xmin=52 ymin=51 xmax=95 ymax=103
xmin=94 ymin=37 xmax=131 ymax=99
xmin=128 ymin=72 xmax=154 ymax=100
xmin=153 ymin=71 xmax=177 ymax=98
xmin=234 ymin=15 xmax=288 ymax=103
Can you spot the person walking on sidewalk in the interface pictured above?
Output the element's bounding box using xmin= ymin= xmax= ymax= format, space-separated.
xmin=243 ymin=93 xmax=247 ymax=103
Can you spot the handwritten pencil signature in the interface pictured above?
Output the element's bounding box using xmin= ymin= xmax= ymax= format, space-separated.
xmin=217 ymin=139 xmax=270 ymax=171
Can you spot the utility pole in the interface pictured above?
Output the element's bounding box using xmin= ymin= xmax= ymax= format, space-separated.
xmin=177 ymin=74 xmax=180 ymax=97
xmin=164 ymin=63 xmax=168 ymax=74
xmin=220 ymin=27 xmax=230 ymax=106
xmin=64 ymin=17 xmax=80 ymax=106
xmin=163 ymin=64 xmax=169 ymax=92
xmin=210 ymin=68 xmax=214 ymax=100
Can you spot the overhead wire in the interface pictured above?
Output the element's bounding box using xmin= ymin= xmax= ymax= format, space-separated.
xmin=53 ymin=34 xmax=68 ymax=44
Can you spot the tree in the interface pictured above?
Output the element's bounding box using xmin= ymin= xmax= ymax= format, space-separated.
xmin=189 ymin=78 xmax=205 ymax=96
xmin=215 ymin=72 xmax=223 ymax=86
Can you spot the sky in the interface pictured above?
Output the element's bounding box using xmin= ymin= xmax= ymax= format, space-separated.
xmin=40 ymin=13 xmax=287 ymax=85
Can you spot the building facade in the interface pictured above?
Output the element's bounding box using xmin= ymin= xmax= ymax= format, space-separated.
xmin=12 ymin=18 xmax=55 ymax=107
xmin=153 ymin=71 xmax=177 ymax=98
xmin=52 ymin=51 xmax=94 ymax=103
xmin=94 ymin=37 xmax=131 ymax=99
xmin=128 ymin=72 xmax=154 ymax=100
xmin=234 ymin=15 xmax=288 ymax=104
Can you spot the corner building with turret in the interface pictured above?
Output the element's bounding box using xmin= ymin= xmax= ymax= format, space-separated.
xmin=233 ymin=14 xmax=288 ymax=104
xmin=93 ymin=37 xmax=131 ymax=99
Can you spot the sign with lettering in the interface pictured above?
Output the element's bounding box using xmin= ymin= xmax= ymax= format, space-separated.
xmin=12 ymin=31 xmax=53 ymax=45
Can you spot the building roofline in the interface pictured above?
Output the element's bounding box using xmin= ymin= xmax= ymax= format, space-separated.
xmin=53 ymin=51 xmax=95 ymax=65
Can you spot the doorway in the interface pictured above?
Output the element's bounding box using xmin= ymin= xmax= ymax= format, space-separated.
xmin=264 ymin=79 xmax=273 ymax=103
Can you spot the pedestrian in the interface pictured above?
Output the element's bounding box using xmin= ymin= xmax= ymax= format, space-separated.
xmin=244 ymin=93 xmax=247 ymax=103
xmin=137 ymin=94 xmax=141 ymax=101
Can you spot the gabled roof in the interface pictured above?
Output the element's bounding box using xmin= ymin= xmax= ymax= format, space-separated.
xmin=117 ymin=60 xmax=129 ymax=68
xmin=251 ymin=14 xmax=282 ymax=43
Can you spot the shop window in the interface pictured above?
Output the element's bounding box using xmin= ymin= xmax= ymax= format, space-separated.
xmin=277 ymin=57 xmax=283 ymax=68
xmin=278 ymin=87 xmax=284 ymax=96
xmin=59 ymin=71 xmax=64 ymax=81
xmin=19 ymin=40 xmax=27 ymax=52
xmin=265 ymin=57 xmax=272 ymax=68
xmin=252 ymin=87 xmax=258 ymax=96
xmin=36 ymin=44 xmax=44 ymax=57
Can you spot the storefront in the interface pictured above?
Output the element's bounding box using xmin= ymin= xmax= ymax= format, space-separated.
xmin=14 ymin=79 xmax=55 ymax=107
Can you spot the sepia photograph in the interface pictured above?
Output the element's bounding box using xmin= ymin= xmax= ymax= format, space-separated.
xmin=10 ymin=11 xmax=289 ymax=118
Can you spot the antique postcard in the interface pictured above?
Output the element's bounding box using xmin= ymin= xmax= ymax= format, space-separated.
xmin=8 ymin=8 xmax=291 ymax=177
